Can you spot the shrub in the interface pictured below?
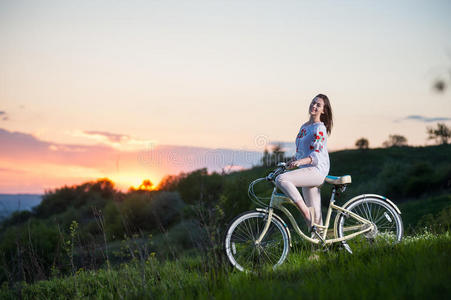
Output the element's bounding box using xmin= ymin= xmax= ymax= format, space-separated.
xmin=116 ymin=191 xmax=185 ymax=235
xmin=0 ymin=220 xmax=63 ymax=284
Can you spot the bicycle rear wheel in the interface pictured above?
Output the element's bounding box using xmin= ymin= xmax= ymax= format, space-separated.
xmin=224 ymin=210 xmax=290 ymax=272
xmin=336 ymin=197 xmax=403 ymax=254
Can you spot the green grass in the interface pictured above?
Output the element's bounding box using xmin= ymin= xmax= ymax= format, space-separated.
xmin=398 ymin=194 xmax=451 ymax=230
xmin=2 ymin=231 xmax=450 ymax=299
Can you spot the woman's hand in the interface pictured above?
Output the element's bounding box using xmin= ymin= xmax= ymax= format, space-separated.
xmin=287 ymin=159 xmax=302 ymax=169
xmin=287 ymin=157 xmax=313 ymax=169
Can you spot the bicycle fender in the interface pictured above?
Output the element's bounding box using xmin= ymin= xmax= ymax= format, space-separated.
xmin=256 ymin=208 xmax=292 ymax=247
xmin=341 ymin=194 xmax=401 ymax=215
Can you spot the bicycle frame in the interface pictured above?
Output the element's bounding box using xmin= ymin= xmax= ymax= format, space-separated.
xmin=255 ymin=186 xmax=374 ymax=246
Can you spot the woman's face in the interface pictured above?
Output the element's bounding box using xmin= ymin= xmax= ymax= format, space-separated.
xmin=309 ymin=97 xmax=325 ymax=117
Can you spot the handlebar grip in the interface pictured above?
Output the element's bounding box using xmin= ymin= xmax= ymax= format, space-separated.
xmin=266 ymin=165 xmax=286 ymax=181
xmin=266 ymin=172 xmax=275 ymax=181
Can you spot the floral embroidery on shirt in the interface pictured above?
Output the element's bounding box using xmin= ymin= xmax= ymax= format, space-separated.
xmin=297 ymin=128 xmax=307 ymax=139
xmin=296 ymin=128 xmax=308 ymax=152
xmin=311 ymin=131 xmax=325 ymax=153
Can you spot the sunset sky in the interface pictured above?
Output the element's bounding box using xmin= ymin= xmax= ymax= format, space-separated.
xmin=1 ymin=0 xmax=451 ymax=193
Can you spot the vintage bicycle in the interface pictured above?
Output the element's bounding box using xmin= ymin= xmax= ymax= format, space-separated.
xmin=224 ymin=162 xmax=403 ymax=272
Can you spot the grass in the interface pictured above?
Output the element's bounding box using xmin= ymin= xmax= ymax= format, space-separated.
xmin=398 ymin=194 xmax=451 ymax=230
xmin=2 ymin=231 xmax=450 ymax=299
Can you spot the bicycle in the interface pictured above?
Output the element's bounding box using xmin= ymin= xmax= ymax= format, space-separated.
xmin=224 ymin=162 xmax=403 ymax=272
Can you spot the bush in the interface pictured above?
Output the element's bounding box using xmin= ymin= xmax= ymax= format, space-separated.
xmin=1 ymin=210 xmax=33 ymax=228
xmin=115 ymin=191 xmax=185 ymax=235
xmin=174 ymin=169 xmax=225 ymax=205
xmin=33 ymin=178 xmax=117 ymax=219
xmin=417 ymin=206 xmax=451 ymax=232
xmin=0 ymin=220 xmax=63 ymax=284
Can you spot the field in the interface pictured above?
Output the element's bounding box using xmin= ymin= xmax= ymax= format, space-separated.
xmin=1 ymin=231 xmax=449 ymax=299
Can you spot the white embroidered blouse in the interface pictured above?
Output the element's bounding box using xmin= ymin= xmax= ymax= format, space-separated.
xmin=294 ymin=121 xmax=330 ymax=177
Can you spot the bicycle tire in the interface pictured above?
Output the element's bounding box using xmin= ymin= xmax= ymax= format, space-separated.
xmin=224 ymin=210 xmax=290 ymax=272
xmin=336 ymin=197 xmax=403 ymax=254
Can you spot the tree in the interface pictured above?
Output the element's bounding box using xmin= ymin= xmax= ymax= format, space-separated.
xmin=272 ymin=144 xmax=285 ymax=164
xmin=157 ymin=174 xmax=183 ymax=191
xmin=355 ymin=138 xmax=369 ymax=150
xmin=427 ymin=123 xmax=451 ymax=144
xmin=138 ymin=179 xmax=153 ymax=191
xmin=34 ymin=178 xmax=118 ymax=218
xmin=261 ymin=148 xmax=270 ymax=167
xmin=260 ymin=144 xmax=285 ymax=167
xmin=382 ymin=134 xmax=408 ymax=147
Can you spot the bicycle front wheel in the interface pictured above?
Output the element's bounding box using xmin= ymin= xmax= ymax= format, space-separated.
xmin=224 ymin=210 xmax=290 ymax=272
xmin=336 ymin=197 xmax=403 ymax=254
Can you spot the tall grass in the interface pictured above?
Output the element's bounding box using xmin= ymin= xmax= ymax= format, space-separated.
xmin=2 ymin=231 xmax=450 ymax=299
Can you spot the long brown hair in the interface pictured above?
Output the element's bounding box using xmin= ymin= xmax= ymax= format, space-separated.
xmin=316 ymin=94 xmax=333 ymax=135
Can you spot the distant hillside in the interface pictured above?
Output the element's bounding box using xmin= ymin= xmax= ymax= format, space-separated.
xmin=0 ymin=194 xmax=42 ymax=220
xmin=327 ymin=144 xmax=451 ymax=200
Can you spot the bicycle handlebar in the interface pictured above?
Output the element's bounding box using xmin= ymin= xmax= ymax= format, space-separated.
xmin=266 ymin=162 xmax=287 ymax=181
xmin=248 ymin=162 xmax=287 ymax=207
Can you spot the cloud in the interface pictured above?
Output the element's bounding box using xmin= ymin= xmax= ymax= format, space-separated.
xmin=0 ymin=111 xmax=9 ymax=121
xmin=83 ymin=130 xmax=130 ymax=143
xmin=395 ymin=115 xmax=451 ymax=123
xmin=48 ymin=144 xmax=88 ymax=152
xmin=222 ymin=165 xmax=246 ymax=173
xmin=74 ymin=130 xmax=157 ymax=150
xmin=0 ymin=128 xmax=115 ymax=167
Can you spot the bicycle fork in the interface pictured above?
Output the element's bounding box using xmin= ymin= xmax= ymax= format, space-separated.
xmin=255 ymin=208 xmax=274 ymax=246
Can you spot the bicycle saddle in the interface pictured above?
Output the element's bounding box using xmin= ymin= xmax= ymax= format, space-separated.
xmin=325 ymin=175 xmax=352 ymax=185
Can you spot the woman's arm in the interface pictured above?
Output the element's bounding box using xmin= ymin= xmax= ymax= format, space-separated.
xmin=287 ymin=156 xmax=312 ymax=169
xmin=308 ymin=124 xmax=327 ymax=166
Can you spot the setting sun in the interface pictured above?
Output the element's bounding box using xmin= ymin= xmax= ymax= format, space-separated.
xmin=108 ymin=173 xmax=159 ymax=192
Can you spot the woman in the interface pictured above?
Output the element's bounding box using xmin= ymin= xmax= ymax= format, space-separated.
xmin=275 ymin=94 xmax=332 ymax=231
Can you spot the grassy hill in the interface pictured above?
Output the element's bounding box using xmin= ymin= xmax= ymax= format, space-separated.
xmin=0 ymin=144 xmax=450 ymax=297
xmin=1 ymin=231 xmax=449 ymax=299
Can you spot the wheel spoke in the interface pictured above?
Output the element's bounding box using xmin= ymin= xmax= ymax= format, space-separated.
xmin=373 ymin=211 xmax=389 ymax=225
xmin=366 ymin=201 xmax=374 ymax=222
xmin=232 ymin=231 xmax=251 ymax=243
xmin=239 ymin=220 xmax=252 ymax=241
xmin=244 ymin=219 xmax=254 ymax=241
xmin=362 ymin=202 xmax=370 ymax=222
xmin=235 ymin=225 xmax=252 ymax=240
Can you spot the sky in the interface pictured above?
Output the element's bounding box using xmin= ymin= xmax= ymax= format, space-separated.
xmin=1 ymin=0 xmax=451 ymax=193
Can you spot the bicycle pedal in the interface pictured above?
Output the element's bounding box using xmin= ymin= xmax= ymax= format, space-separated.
xmin=311 ymin=227 xmax=326 ymax=244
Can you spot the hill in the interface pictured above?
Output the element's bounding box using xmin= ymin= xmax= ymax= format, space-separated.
xmin=0 ymin=194 xmax=42 ymax=221
xmin=1 ymin=231 xmax=449 ymax=299
xmin=0 ymin=144 xmax=449 ymax=289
